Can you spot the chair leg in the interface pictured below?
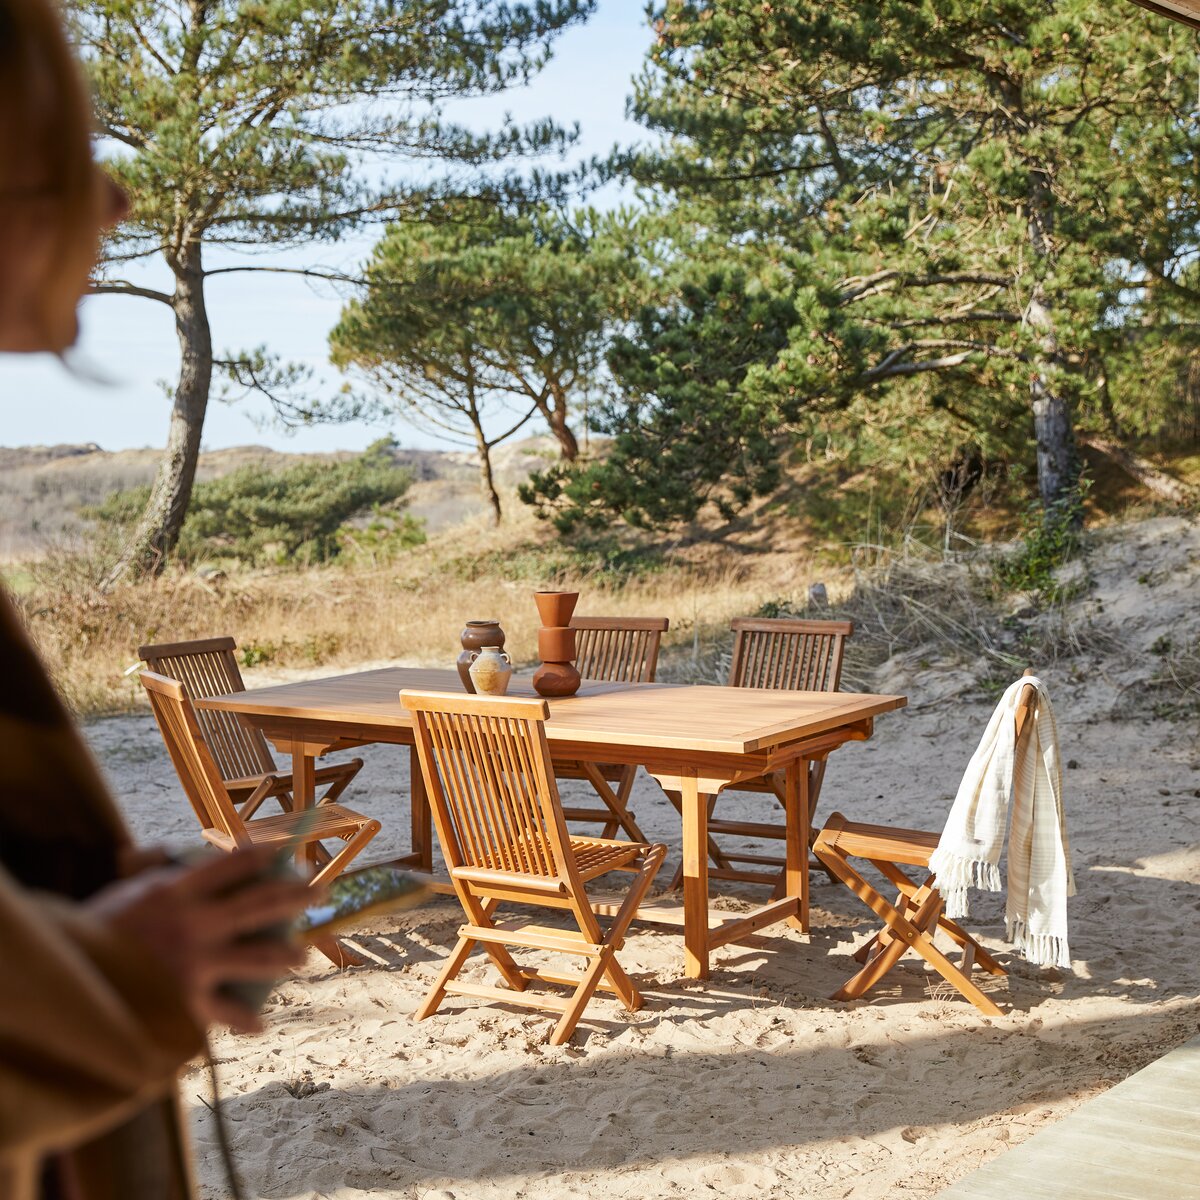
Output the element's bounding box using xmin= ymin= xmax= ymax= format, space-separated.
xmin=415 ymin=896 xmax=526 ymax=1023
xmin=598 ymin=843 xmax=664 ymax=1012
xmin=582 ymin=762 xmax=646 ymax=843
xmin=553 ymin=844 xmax=664 ymax=1042
xmin=834 ymin=927 xmax=914 ymax=1001
xmin=312 ymin=934 xmax=366 ymax=969
xmin=934 ymin=914 xmax=1007 ymax=976
xmin=551 ymin=954 xmax=612 ymax=1045
xmin=310 ymin=821 xmax=381 ymax=888
xmin=910 ymin=926 xmax=1004 ymax=1017
xmin=416 ymin=931 xmax=477 ymax=1021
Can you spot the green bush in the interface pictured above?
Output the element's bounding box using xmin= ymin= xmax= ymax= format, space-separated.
xmin=995 ymin=486 xmax=1088 ymax=601
xmin=335 ymin=505 xmax=426 ymax=566
xmin=87 ymin=440 xmax=417 ymax=568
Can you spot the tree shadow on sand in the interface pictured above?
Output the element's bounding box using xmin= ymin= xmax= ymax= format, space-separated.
xmin=205 ymin=847 xmax=1200 ymax=1198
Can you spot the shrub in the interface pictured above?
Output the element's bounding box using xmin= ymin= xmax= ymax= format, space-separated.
xmin=994 ymin=486 xmax=1088 ymax=601
xmin=87 ymin=441 xmax=416 ymax=568
xmin=335 ymin=506 xmax=426 ymax=567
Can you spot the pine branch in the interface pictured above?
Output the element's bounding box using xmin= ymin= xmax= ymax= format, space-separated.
xmin=89 ymin=280 xmax=174 ymax=306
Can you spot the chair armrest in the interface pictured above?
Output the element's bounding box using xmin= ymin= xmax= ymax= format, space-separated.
xmin=237 ymin=775 xmax=284 ymax=820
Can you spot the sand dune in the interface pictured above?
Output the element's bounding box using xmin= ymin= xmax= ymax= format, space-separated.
xmin=90 ymin=515 xmax=1200 ymax=1199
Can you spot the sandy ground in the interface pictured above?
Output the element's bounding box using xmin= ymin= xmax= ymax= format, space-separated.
xmin=88 ymin=516 xmax=1200 ymax=1200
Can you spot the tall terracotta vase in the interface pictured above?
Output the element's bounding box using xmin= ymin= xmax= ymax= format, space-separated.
xmin=532 ymin=591 xmax=581 ymax=698
xmin=458 ymin=619 xmax=505 ymax=693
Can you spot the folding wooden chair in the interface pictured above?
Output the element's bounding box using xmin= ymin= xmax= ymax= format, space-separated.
xmin=139 ymin=671 xmax=381 ymax=964
xmin=811 ymin=675 xmax=1040 ymax=1015
xmin=139 ymin=637 xmax=363 ymax=816
xmin=552 ymin=615 xmax=669 ymax=843
xmin=669 ymin=617 xmax=854 ymax=891
xmin=400 ymin=689 xmax=666 ymax=1045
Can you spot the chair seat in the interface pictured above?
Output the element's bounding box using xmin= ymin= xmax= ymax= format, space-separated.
xmin=451 ymin=834 xmax=643 ymax=892
xmin=817 ymin=818 xmax=940 ymax=868
xmin=202 ymin=802 xmax=374 ymax=850
xmin=568 ymin=836 xmax=643 ymax=880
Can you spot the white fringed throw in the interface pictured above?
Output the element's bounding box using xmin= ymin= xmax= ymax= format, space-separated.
xmin=928 ymin=676 xmax=1075 ymax=969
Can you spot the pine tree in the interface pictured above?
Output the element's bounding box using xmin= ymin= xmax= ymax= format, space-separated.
xmin=548 ymin=1 xmax=1200 ymax=529
xmin=74 ymin=0 xmax=592 ymax=581
xmin=331 ymin=205 xmax=633 ymax=520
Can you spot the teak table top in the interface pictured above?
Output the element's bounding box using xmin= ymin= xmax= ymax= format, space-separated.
xmin=196 ymin=666 xmax=906 ymax=756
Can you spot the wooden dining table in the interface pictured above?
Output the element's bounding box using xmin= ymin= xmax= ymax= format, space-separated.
xmin=196 ymin=667 xmax=905 ymax=979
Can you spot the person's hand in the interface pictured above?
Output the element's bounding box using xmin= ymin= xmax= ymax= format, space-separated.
xmin=86 ymin=847 xmax=313 ymax=1034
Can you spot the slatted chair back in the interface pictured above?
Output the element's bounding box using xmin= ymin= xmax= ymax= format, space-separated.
xmin=728 ymin=617 xmax=854 ymax=692
xmin=569 ymin=616 xmax=670 ymax=684
xmin=402 ymin=690 xmax=581 ymax=890
xmin=139 ymin=671 xmax=249 ymax=848
xmin=138 ymin=636 xmax=276 ymax=781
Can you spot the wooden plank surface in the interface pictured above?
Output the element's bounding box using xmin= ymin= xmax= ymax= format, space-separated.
xmin=936 ymin=1034 xmax=1200 ymax=1200
xmin=196 ymin=666 xmax=905 ymax=755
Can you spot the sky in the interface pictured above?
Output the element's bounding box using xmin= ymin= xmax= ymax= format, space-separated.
xmin=0 ymin=0 xmax=653 ymax=455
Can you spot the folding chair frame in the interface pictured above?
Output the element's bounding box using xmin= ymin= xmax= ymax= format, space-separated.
xmin=402 ymin=688 xmax=666 ymax=1045
xmin=811 ymin=674 xmax=1040 ymax=1015
xmin=139 ymin=670 xmax=381 ymax=966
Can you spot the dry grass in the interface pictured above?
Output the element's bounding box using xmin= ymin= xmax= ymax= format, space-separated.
xmin=13 ymin=506 xmax=794 ymax=716
xmin=9 ymin=491 xmax=1141 ymax=719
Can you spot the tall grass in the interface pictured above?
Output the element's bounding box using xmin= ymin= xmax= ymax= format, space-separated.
xmin=11 ymin=497 xmax=1129 ymax=719
xmin=13 ymin=508 xmax=794 ymax=715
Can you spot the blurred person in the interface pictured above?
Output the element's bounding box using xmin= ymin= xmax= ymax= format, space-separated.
xmin=0 ymin=1 xmax=312 ymax=1196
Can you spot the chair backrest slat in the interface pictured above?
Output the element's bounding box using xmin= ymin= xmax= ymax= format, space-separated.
xmin=569 ymin=616 xmax=669 ymax=684
xmin=728 ymin=617 xmax=854 ymax=692
xmin=138 ymin=671 xmax=249 ymax=846
xmin=139 ymin=637 xmax=277 ymax=780
xmin=402 ymin=690 xmax=576 ymax=887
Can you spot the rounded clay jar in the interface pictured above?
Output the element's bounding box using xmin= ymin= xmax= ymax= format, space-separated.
xmin=458 ymin=619 xmax=505 ymax=693
xmin=468 ymin=645 xmax=514 ymax=696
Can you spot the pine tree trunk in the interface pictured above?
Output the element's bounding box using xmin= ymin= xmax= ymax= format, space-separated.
xmin=102 ymin=245 xmax=212 ymax=586
xmin=472 ymin=427 xmax=503 ymax=524
xmin=542 ymin=382 xmax=579 ymax=461
xmin=1024 ymin=160 xmax=1079 ymax=516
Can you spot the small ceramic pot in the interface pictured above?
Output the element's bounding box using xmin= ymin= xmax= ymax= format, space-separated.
xmin=468 ymin=645 xmax=514 ymax=696
xmin=537 ymin=626 xmax=576 ymax=663
xmin=458 ymin=619 xmax=505 ymax=693
xmin=532 ymin=659 xmax=581 ymax=698
xmin=534 ymin=590 xmax=578 ymax=628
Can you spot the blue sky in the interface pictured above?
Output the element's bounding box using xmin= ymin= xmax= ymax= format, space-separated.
xmin=0 ymin=0 xmax=652 ymax=454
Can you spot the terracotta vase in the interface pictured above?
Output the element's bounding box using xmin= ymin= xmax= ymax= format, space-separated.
xmin=537 ymin=626 xmax=577 ymax=663
xmin=533 ymin=589 xmax=581 ymax=699
xmin=468 ymin=645 xmax=514 ymax=696
xmin=458 ymin=619 xmax=505 ymax=693
xmin=532 ymin=659 xmax=582 ymax=698
xmin=534 ymin=590 xmax=578 ymax=628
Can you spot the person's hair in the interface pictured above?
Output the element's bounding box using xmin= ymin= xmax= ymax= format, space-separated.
xmin=0 ymin=0 xmax=97 ymax=341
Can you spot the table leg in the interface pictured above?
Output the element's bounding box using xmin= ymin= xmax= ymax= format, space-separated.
xmin=289 ymin=743 xmax=317 ymax=873
xmin=680 ymin=772 xmax=711 ymax=979
xmin=410 ymin=744 xmax=432 ymax=872
xmin=283 ymin=741 xmax=365 ymax=967
xmin=783 ymin=758 xmax=809 ymax=932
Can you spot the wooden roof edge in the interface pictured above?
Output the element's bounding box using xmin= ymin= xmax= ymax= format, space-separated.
xmin=1129 ymin=0 xmax=1200 ymax=30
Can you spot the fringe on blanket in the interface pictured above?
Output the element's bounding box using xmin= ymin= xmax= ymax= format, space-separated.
xmin=928 ymin=851 xmax=1002 ymax=919
xmin=1007 ymin=917 xmax=1071 ymax=970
